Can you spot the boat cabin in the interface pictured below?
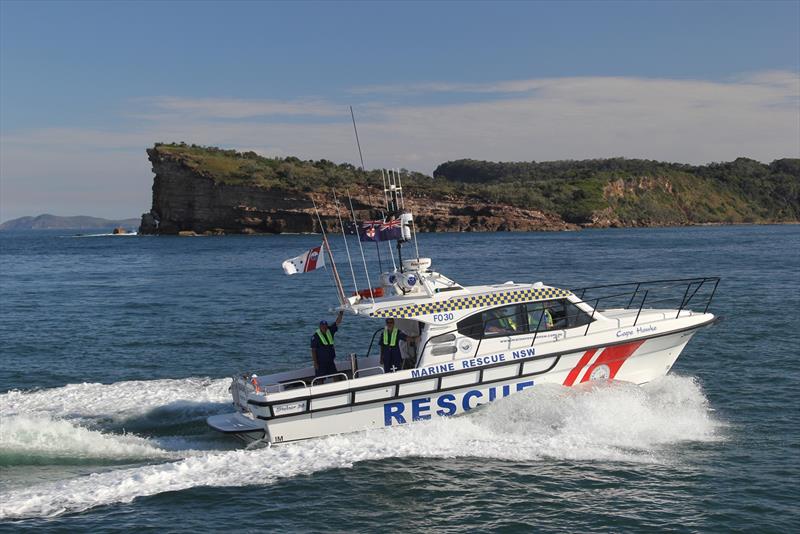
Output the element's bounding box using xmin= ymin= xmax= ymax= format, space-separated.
xmin=247 ymin=260 xmax=605 ymax=395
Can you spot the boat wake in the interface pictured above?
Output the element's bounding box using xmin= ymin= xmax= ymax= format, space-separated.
xmin=0 ymin=414 xmax=176 ymax=466
xmin=0 ymin=378 xmax=231 ymax=469
xmin=0 ymin=374 xmax=723 ymax=520
xmin=68 ymin=232 xmax=138 ymax=237
xmin=0 ymin=377 xmax=231 ymax=423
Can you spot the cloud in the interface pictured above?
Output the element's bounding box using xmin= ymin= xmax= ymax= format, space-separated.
xmin=351 ymin=79 xmax=557 ymax=95
xmin=134 ymin=97 xmax=343 ymax=120
xmin=2 ymin=71 xmax=798 ymax=221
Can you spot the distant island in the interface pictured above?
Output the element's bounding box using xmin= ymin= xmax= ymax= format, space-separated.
xmin=139 ymin=143 xmax=799 ymax=235
xmin=0 ymin=214 xmax=141 ymax=232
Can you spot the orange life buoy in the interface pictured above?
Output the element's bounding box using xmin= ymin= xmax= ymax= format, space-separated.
xmin=356 ymin=287 xmax=384 ymax=298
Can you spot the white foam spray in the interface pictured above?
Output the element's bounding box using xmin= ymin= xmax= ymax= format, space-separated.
xmin=0 ymin=414 xmax=175 ymax=463
xmin=0 ymin=377 xmax=231 ymax=422
xmin=0 ymin=375 xmax=723 ymax=520
xmin=0 ymin=377 xmax=231 ymax=469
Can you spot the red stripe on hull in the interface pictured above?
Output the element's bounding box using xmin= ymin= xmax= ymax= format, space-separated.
xmin=563 ymin=348 xmax=598 ymax=386
xmin=579 ymin=340 xmax=645 ymax=383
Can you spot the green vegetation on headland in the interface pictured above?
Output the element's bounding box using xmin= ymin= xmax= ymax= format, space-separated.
xmin=153 ymin=142 xmax=799 ymax=227
xmin=435 ymin=157 xmax=800 ymax=225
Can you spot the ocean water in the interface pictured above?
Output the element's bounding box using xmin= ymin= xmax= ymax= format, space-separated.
xmin=0 ymin=225 xmax=798 ymax=532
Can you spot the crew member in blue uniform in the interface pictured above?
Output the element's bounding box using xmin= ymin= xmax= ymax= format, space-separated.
xmin=311 ymin=311 xmax=344 ymax=381
xmin=379 ymin=318 xmax=418 ymax=373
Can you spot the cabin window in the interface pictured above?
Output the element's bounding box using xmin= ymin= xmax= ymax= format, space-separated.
xmin=482 ymin=304 xmax=526 ymax=337
xmin=456 ymin=300 xmax=593 ymax=340
xmin=528 ymin=300 xmax=593 ymax=331
xmin=457 ymin=313 xmax=483 ymax=339
xmin=457 ymin=304 xmax=526 ymax=339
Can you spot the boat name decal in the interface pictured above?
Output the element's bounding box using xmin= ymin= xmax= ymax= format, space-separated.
xmin=274 ymin=401 xmax=306 ymax=414
xmin=616 ymin=325 xmax=657 ymax=338
xmin=411 ymin=348 xmax=535 ymax=378
xmin=383 ymin=380 xmax=535 ymax=425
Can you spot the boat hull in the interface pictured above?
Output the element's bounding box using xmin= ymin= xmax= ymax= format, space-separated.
xmin=209 ymin=323 xmax=707 ymax=445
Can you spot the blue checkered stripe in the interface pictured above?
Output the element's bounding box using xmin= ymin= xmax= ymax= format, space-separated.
xmin=371 ymin=287 xmax=572 ymax=319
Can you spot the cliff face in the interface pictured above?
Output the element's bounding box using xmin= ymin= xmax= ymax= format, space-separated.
xmin=140 ymin=148 xmax=315 ymax=234
xmin=140 ymin=144 xmax=800 ymax=235
xmin=139 ymin=147 xmax=576 ymax=235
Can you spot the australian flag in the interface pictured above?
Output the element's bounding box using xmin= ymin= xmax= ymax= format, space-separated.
xmin=356 ymin=218 xmax=403 ymax=242
xmin=379 ymin=218 xmax=403 ymax=241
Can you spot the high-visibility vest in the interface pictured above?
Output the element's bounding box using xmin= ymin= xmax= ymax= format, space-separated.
xmin=383 ymin=328 xmax=399 ymax=347
xmin=497 ymin=313 xmax=517 ymax=331
xmin=316 ymin=328 xmax=334 ymax=346
xmin=543 ymin=309 xmax=554 ymax=328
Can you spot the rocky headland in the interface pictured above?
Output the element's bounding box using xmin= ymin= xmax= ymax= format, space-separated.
xmin=139 ymin=143 xmax=799 ymax=235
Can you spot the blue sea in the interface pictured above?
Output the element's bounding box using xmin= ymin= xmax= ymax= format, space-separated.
xmin=1 ymin=225 xmax=798 ymax=532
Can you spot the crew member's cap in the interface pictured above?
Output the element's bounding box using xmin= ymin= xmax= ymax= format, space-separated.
xmin=251 ymin=374 xmax=257 ymax=378
xmin=319 ymin=320 xmax=329 ymax=326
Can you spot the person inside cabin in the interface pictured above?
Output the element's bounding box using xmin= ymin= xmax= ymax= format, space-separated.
xmin=311 ymin=311 xmax=344 ymax=381
xmin=380 ymin=318 xmax=418 ymax=373
xmin=530 ymin=305 xmax=556 ymax=331
xmin=485 ymin=308 xmax=517 ymax=335
xmin=543 ymin=307 xmax=555 ymax=330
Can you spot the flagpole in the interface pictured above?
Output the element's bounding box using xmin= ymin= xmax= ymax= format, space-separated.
xmin=311 ymin=198 xmax=347 ymax=307
xmin=374 ymin=234 xmax=384 ymax=273
xmin=347 ymin=190 xmax=376 ymax=306
xmin=410 ymin=209 xmax=421 ymax=261
xmin=386 ymin=224 xmax=397 ymax=271
xmin=384 ymin=169 xmax=397 ymax=270
xmin=323 ymin=233 xmax=347 ymax=306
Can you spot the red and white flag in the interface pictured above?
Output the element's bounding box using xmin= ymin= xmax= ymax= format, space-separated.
xmin=282 ymin=244 xmax=326 ymax=275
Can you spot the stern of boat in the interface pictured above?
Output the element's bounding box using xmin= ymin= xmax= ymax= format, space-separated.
xmin=206 ymin=375 xmax=267 ymax=443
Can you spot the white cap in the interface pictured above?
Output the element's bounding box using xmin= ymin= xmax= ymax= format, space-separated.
xmin=251 ymin=374 xmax=257 ymax=378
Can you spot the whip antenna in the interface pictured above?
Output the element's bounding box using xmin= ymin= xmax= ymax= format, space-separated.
xmin=349 ymin=105 xmax=383 ymax=271
xmin=350 ymin=106 xmax=366 ymax=172
xmin=347 ymin=190 xmax=375 ymax=306
xmin=311 ymin=198 xmax=347 ymax=306
xmin=332 ymin=188 xmax=359 ymax=293
xmin=350 ymin=105 xmax=378 ymax=213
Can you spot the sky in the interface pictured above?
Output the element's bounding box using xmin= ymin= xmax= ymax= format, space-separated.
xmin=1 ymin=0 xmax=798 ymax=222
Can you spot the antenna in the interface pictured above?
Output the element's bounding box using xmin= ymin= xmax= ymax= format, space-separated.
xmin=381 ymin=169 xmax=390 ymax=212
xmin=385 ymin=217 xmax=397 ymax=271
xmin=311 ymin=198 xmax=347 ymax=306
xmin=385 ymin=168 xmax=402 ymax=214
xmin=394 ymin=167 xmax=419 ymax=260
xmin=396 ymin=168 xmax=406 ymax=210
xmin=332 ymin=188 xmax=358 ymax=293
xmin=350 ymin=106 xmax=366 ymax=172
xmin=411 ymin=208 xmax=421 ymax=261
xmin=347 ymin=190 xmax=375 ymax=306
xmin=349 ymin=106 xmax=384 ymax=272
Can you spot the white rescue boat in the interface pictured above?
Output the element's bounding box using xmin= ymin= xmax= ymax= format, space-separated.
xmin=209 ymin=261 xmax=719 ymax=445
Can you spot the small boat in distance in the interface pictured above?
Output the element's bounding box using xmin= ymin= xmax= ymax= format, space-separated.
xmin=208 ymin=171 xmax=720 ymax=445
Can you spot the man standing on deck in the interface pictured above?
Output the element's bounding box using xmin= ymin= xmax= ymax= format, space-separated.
xmin=311 ymin=311 xmax=344 ymax=381
xmin=380 ymin=318 xmax=418 ymax=373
